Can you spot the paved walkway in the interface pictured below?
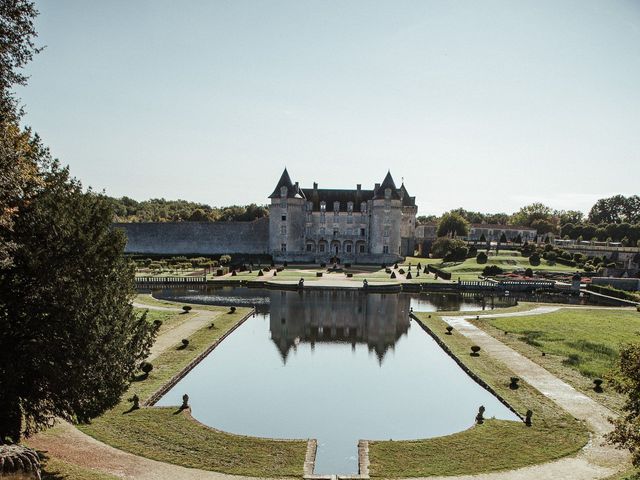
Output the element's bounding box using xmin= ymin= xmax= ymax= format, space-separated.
xmin=436 ymin=307 xmax=629 ymax=480
xmin=133 ymin=299 xmax=224 ymax=361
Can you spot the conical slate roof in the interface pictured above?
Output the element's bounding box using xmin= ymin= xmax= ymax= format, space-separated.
xmin=374 ymin=171 xmax=400 ymax=199
xmin=398 ymin=182 xmax=416 ymax=207
xmin=269 ymin=168 xmax=303 ymax=198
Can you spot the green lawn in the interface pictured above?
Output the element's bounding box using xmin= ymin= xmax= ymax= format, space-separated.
xmin=486 ymin=308 xmax=640 ymax=379
xmin=368 ymin=313 xmax=589 ymax=477
xmin=79 ymin=305 xmax=307 ymax=477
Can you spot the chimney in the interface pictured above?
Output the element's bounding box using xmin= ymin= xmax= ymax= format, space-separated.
xmin=294 ymin=182 xmax=299 ymax=190
xmin=357 ymin=184 xmax=361 ymax=191
xmin=313 ymin=182 xmax=318 ymax=190
xmin=375 ymin=183 xmax=380 ymax=190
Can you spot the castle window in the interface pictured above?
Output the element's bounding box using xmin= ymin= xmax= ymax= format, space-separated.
xmin=280 ymin=225 xmax=287 ymax=235
xmin=306 ymin=202 xmax=313 ymax=211
xmin=360 ymin=202 xmax=367 ymax=213
xmin=306 ymin=243 xmax=313 ymax=252
xmin=360 ymin=228 xmax=365 ymax=236
xmin=281 ymin=243 xmax=287 ymax=252
xmin=280 ymin=186 xmax=288 ymax=198
xmin=319 ymin=227 xmax=325 ymax=236
xmin=333 ymin=228 xmax=339 ymax=237
xmin=384 ymin=188 xmax=391 ymax=199
xmin=281 ymin=215 xmax=286 ymax=221
xmin=347 ymin=202 xmax=353 ymax=212
xmin=384 ymin=226 xmax=390 ymax=237
xmin=359 ymin=244 xmax=365 ymax=253
xmin=333 ymin=201 xmax=340 ymax=212
xmin=347 ymin=214 xmax=353 ymax=224
xmin=383 ymin=245 xmax=389 ymax=254
xmin=346 ymin=244 xmax=352 ymax=253
xmin=320 ymin=201 xmax=326 ymax=212
xmin=319 ymin=243 xmax=325 ymax=253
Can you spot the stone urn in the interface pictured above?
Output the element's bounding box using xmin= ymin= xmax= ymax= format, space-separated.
xmin=0 ymin=444 xmax=41 ymax=479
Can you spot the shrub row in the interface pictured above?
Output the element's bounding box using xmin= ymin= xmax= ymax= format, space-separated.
xmin=427 ymin=264 xmax=452 ymax=280
xmin=586 ymin=284 xmax=640 ymax=303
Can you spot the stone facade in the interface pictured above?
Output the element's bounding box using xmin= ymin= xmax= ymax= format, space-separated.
xmin=268 ymin=169 xmax=417 ymax=263
xmin=117 ymin=168 xmax=418 ymax=264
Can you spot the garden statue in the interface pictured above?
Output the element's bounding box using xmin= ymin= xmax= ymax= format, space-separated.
xmin=131 ymin=394 xmax=140 ymax=409
xmin=475 ymin=405 xmax=485 ymax=424
xmin=525 ymin=410 xmax=533 ymax=426
xmin=181 ymin=394 xmax=189 ymax=410
xmin=298 ymin=278 xmax=304 ymax=288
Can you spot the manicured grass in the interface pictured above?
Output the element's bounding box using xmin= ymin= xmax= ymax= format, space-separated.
xmin=80 ymin=305 xmax=307 ymax=477
xmin=41 ymin=456 xmax=120 ymax=480
xmin=368 ymin=313 xmax=589 ymax=477
xmin=134 ymin=307 xmax=186 ymax=335
xmin=486 ymin=308 xmax=640 ymax=379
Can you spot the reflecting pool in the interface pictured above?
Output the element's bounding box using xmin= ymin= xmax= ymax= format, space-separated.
xmin=155 ymin=288 xmax=520 ymax=474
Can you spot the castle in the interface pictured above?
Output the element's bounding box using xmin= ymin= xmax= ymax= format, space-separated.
xmin=268 ymin=168 xmax=417 ymax=263
xmin=116 ymin=168 xmax=418 ymax=264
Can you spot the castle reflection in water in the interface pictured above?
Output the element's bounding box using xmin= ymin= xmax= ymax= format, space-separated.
xmin=268 ymin=290 xmax=411 ymax=362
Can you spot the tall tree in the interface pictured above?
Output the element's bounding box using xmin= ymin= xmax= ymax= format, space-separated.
xmin=510 ymin=203 xmax=553 ymax=227
xmin=0 ymin=157 xmax=158 ymax=441
xmin=589 ymin=195 xmax=640 ymax=224
xmin=436 ymin=212 xmax=470 ymax=238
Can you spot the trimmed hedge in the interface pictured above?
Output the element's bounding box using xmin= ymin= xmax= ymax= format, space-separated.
xmin=586 ymin=284 xmax=640 ymax=303
xmin=427 ymin=264 xmax=452 ymax=280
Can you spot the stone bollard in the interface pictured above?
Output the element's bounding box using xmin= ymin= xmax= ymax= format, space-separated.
xmin=525 ymin=410 xmax=533 ymax=426
xmin=475 ymin=405 xmax=485 ymax=424
xmin=181 ymin=394 xmax=189 ymax=410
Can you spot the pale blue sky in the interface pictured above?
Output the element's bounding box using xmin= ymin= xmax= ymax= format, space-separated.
xmin=17 ymin=0 xmax=640 ymax=215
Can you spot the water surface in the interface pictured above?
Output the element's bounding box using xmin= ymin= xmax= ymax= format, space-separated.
xmin=155 ymin=289 xmax=520 ymax=474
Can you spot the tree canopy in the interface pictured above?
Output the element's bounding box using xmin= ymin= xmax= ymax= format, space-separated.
xmin=109 ymin=197 xmax=268 ymax=223
xmin=436 ymin=212 xmax=470 ymax=238
xmin=0 ymin=0 xmax=158 ymax=442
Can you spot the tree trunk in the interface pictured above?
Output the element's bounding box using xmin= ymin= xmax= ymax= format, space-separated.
xmin=0 ymin=395 xmax=23 ymax=443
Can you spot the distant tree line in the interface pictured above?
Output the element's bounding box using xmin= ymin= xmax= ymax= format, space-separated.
xmin=109 ymin=197 xmax=268 ymax=223
xmin=419 ymin=195 xmax=640 ymax=240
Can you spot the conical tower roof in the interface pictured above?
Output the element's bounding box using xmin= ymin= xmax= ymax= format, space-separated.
xmin=269 ymin=168 xmax=296 ymax=198
xmin=374 ymin=171 xmax=400 ymax=199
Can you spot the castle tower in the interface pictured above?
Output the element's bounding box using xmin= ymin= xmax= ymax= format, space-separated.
xmin=369 ymin=171 xmax=403 ymax=261
xmin=268 ymin=168 xmax=306 ymax=261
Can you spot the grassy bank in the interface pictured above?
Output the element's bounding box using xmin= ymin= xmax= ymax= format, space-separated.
xmin=79 ymin=305 xmax=307 ymax=477
xmin=368 ymin=313 xmax=589 ymax=477
xmin=40 ymin=455 xmax=120 ymax=480
xmin=472 ymin=307 xmax=640 ymax=412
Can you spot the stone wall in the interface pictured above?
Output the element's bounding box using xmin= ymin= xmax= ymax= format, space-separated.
xmin=114 ymin=217 xmax=269 ymax=255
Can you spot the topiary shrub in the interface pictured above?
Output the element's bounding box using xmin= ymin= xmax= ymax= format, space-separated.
xmin=445 ymin=325 xmax=453 ymax=335
xmin=182 ymin=305 xmax=192 ymax=313
xmin=482 ymin=265 xmax=504 ymax=276
xmin=257 ymin=269 xmax=264 ymax=276
xmin=529 ymin=253 xmax=541 ymax=266
xmin=140 ymin=361 xmax=153 ymax=377
xmin=470 ymin=345 xmax=481 ymax=356
xmin=398 ymin=268 xmax=405 ymax=274
xmin=229 ymin=306 xmax=236 ymax=313
xmin=524 ymin=267 xmax=533 ymax=277
xmin=476 ymin=251 xmax=488 ymax=264
xmin=509 ymin=377 xmax=519 ymax=389
xmin=390 ymin=272 xmax=397 ymax=279
xmin=181 ymin=338 xmax=189 ymax=349
xmin=593 ymin=378 xmax=603 ymax=392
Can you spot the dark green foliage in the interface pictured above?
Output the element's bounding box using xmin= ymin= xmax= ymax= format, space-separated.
xmin=467 ymin=245 xmax=477 ymax=257
xmin=182 ymin=305 xmax=192 ymax=313
xmin=436 ymin=212 xmax=470 ymax=238
xmin=482 ymin=265 xmax=504 ymax=276
xmin=499 ymin=233 xmax=507 ymax=243
xmin=431 ymin=238 xmax=467 ymax=259
xmin=140 ymin=361 xmax=153 ymax=375
xmin=524 ymin=267 xmax=534 ymax=277
xmin=0 ymin=160 xmax=158 ymax=440
xmin=110 ymin=197 xmax=269 ymax=223
xmin=586 ymin=284 xmax=640 ymax=302
xmin=529 ymin=253 xmax=541 ymax=266
xmin=476 ymin=252 xmax=488 ymax=264
xmin=607 ymin=342 xmax=640 ymax=465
